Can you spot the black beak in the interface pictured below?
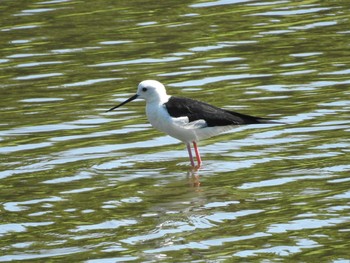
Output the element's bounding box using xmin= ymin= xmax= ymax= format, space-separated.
xmin=106 ymin=94 xmax=139 ymax=112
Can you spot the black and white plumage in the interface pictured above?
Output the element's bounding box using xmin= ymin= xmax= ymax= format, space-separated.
xmin=107 ymin=80 xmax=278 ymax=168
xmin=165 ymin=96 xmax=272 ymax=126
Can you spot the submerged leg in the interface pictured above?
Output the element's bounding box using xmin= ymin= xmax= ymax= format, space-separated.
xmin=193 ymin=141 xmax=202 ymax=168
xmin=186 ymin=143 xmax=195 ymax=167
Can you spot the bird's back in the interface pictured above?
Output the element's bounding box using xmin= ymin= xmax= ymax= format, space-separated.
xmin=165 ymin=96 xmax=273 ymax=126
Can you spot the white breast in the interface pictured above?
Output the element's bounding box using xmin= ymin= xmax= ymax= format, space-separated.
xmin=146 ymin=103 xmax=173 ymax=133
xmin=146 ymin=103 xmax=188 ymax=140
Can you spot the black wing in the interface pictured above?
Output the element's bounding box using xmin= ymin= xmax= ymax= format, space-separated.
xmin=165 ymin=96 xmax=272 ymax=127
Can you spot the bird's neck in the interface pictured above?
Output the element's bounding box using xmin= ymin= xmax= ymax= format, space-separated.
xmin=147 ymin=95 xmax=170 ymax=105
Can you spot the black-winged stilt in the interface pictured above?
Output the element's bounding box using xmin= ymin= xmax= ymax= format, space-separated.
xmin=107 ymin=80 xmax=279 ymax=168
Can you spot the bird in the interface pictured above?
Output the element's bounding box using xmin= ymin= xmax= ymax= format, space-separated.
xmin=107 ymin=80 xmax=280 ymax=168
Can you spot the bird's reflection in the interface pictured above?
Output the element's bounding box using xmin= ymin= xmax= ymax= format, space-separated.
xmin=187 ymin=169 xmax=201 ymax=188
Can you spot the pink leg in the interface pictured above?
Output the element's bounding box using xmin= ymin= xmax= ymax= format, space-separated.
xmin=186 ymin=143 xmax=195 ymax=167
xmin=193 ymin=141 xmax=202 ymax=168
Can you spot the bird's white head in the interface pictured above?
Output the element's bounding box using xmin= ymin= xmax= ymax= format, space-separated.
xmin=136 ymin=80 xmax=169 ymax=104
xmin=106 ymin=80 xmax=169 ymax=112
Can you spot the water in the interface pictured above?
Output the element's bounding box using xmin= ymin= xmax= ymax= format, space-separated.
xmin=1 ymin=0 xmax=349 ymax=262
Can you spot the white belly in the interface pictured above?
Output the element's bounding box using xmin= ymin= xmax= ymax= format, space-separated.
xmin=146 ymin=103 xmax=234 ymax=143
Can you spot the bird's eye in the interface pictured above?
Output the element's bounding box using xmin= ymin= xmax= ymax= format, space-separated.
xmin=142 ymin=87 xmax=147 ymax=92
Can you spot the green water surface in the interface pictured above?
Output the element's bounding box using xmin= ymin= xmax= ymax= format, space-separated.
xmin=1 ymin=0 xmax=349 ymax=262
